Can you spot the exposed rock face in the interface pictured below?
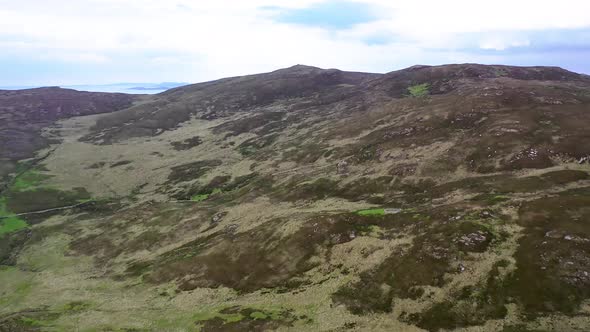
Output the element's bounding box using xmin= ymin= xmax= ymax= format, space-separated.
xmin=384 ymin=208 xmax=402 ymax=214
xmin=337 ymin=160 xmax=349 ymax=174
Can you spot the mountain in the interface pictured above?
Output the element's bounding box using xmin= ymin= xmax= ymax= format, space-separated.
xmin=1 ymin=64 xmax=590 ymax=331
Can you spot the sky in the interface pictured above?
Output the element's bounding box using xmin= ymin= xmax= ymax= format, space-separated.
xmin=1 ymin=0 xmax=590 ymax=86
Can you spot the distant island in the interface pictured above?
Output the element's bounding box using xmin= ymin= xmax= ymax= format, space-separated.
xmin=128 ymin=82 xmax=188 ymax=91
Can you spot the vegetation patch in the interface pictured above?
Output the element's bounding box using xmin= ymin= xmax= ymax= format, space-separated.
xmin=281 ymin=176 xmax=396 ymax=203
xmin=237 ymin=134 xmax=278 ymax=157
xmin=178 ymin=173 xmax=260 ymax=202
xmin=0 ymin=229 xmax=31 ymax=265
xmin=540 ymin=169 xmax=589 ymax=184
xmin=11 ymin=170 xmax=51 ymax=192
xmin=333 ymin=207 xmax=505 ymax=315
xmin=61 ymin=300 xmax=92 ymax=313
xmin=0 ymin=167 xmax=91 ymax=229
xmin=282 ymin=178 xmax=340 ymax=201
xmin=171 ymin=136 xmax=203 ymax=150
xmin=166 ymin=159 xmax=222 ymax=185
xmin=194 ymin=306 xmax=304 ymax=332
xmin=356 ymin=208 xmax=385 ymax=216
xmin=0 ymin=310 xmax=60 ymax=331
xmin=355 ymin=145 xmax=380 ymax=163
xmin=145 ymin=211 xmax=418 ymax=292
xmin=281 ymin=141 xmax=331 ymax=164
xmin=0 ymin=170 xmax=50 ymax=235
xmin=213 ymin=111 xmax=285 ymax=136
xmin=86 ymin=161 xmax=106 ymax=169
xmin=0 ymin=197 xmax=28 ymax=235
xmin=408 ymin=260 xmax=512 ymax=331
xmin=70 ymin=202 xmax=214 ymax=269
xmin=5 ymin=187 xmax=90 ymax=216
xmin=507 ymin=192 xmax=590 ymax=317
xmin=0 ymin=216 xmax=28 ymax=236
xmin=403 ymin=170 xmax=589 ymax=204
xmin=470 ymin=194 xmax=511 ymax=206
xmin=191 ymin=188 xmax=222 ymax=202
xmin=387 ymin=188 xmax=590 ymax=327
xmin=110 ymin=160 xmax=133 ymax=168
xmin=407 ymin=83 xmax=430 ymax=97
xmin=339 ymin=176 xmax=393 ymax=201
xmin=0 ymin=266 xmax=34 ymax=308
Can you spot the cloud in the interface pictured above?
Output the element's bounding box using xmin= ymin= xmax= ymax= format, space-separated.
xmin=1 ymin=0 xmax=590 ymax=85
xmin=479 ymin=39 xmax=531 ymax=51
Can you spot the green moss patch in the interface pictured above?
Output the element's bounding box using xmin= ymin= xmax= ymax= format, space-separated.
xmin=0 ymin=216 xmax=28 ymax=236
xmin=191 ymin=188 xmax=222 ymax=202
xmin=0 ymin=197 xmax=28 ymax=236
xmin=356 ymin=208 xmax=385 ymax=216
xmin=11 ymin=170 xmax=51 ymax=192
xmin=407 ymin=83 xmax=430 ymax=97
xmin=0 ymin=167 xmax=92 ymax=233
xmin=194 ymin=306 xmax=303 ymax=332
xmin=191 ymin=193 xmax=210 ymax=202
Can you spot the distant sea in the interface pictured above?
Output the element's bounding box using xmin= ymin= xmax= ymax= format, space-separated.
xmin=0 ymin=82 xmax=189 ymax=94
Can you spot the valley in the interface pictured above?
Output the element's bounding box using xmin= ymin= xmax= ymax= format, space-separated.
xmin=1 ymin=64 xmax=590 ymax=331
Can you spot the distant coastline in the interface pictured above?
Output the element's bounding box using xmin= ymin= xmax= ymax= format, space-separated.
xmin=0 ymin=82 xmax=189 ymax=94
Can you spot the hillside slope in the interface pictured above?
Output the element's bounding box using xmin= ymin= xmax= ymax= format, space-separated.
xmin=1 ymin=64 xmax=590 ymax=331
xmin=0 ymin=87 xmax=137 ymax=182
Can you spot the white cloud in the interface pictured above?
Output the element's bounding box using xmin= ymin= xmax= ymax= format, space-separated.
xmin=1 ymin=0 xmax=589 ymax=84
xmin=479 ymin=38 xmax=531 ymax=51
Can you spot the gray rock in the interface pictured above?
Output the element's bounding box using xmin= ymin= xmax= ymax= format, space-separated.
xmin=224 ymin=224 xmax=238 ymax=234
xmin=480 ymin=210 xmax=493 ymax=218
xmin=384 ymin=208 xmax=402 ymax=215
xmin=458 ymin=231 xmax=487 ymax=247
xmin=211 ymin=211 xmax=227 ymax=224
xmin=337 ymin=160 xmax=349 ymax=174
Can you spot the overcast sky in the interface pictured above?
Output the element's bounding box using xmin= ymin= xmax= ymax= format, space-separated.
xmin=1 ymin=0 xmax=590 ymax=85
